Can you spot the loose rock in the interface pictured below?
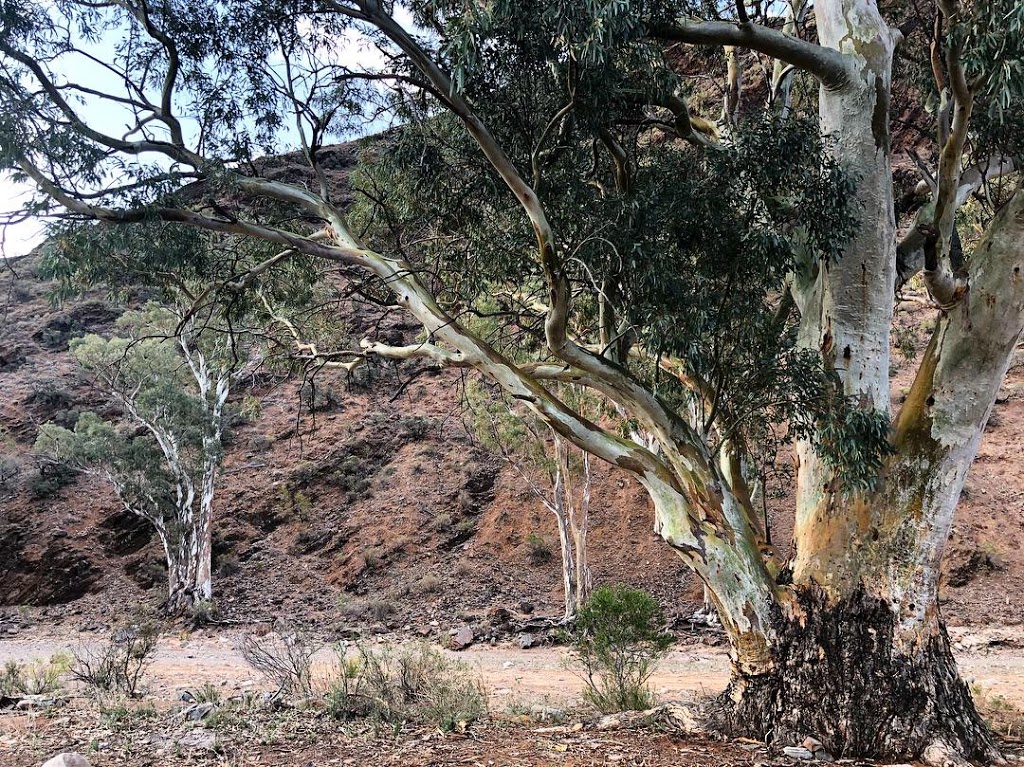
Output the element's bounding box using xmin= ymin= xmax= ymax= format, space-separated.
xmin=18 ymin=695 xmax=60 ymax=711
xmin=530 ymin=704 xmax=566 ymax=721
xmin=782 ymin=746 xmax=815 ymax=760
xmin=450 ymin=626 xmax=474 ymax=650
xmin=184 ymin=702 xmax=216 ymax=721
xmin=41 ymin=755 xmax=91 ymax=767
xmin=518 ymin=632 xmax=539 ymax=649
xmin=178 ymin=729 xmax=217 ymax=750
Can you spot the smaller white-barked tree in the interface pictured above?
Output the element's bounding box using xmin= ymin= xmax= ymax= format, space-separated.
xmin=37 ymin=304 xmax=238 ymax=615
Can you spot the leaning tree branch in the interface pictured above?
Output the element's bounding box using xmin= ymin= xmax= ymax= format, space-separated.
xmin=350 ymin=1 xmax=715 ymax=472
xmin=15 ymin=158 xmax=370 ymax=269
xmin=651 ymin=19 xmax=853 ymax=90
xmin=360 ymin=338 xmax=472 ymax=367
xmin=923 ymin=0 xmax=973 ymax=307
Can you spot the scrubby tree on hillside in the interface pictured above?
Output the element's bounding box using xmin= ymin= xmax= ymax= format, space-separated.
xmin=3 ymin=0 xmax=1024 ymax=761
xmin=36 ymin=305 xmax=240 ymax=615
xmin=471 ymin=382 xmax=593 ymax=621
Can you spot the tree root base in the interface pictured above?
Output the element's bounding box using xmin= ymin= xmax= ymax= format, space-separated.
xmin=715 ymin=587 xmax=1001 ymax=764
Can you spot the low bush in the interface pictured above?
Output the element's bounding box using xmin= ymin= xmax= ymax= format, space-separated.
xmin=0 ymin=456 xmax=20 ymax=493
xmin=192 ymin=681 xmax=222 ymax=704
xmin=324 ymin=653 xmax=370 ymax=720
xmin=70 ymin=624 xmax=158 ymax=697
xmin=338 ymin=596 xmax=394 ymax=621
xmin=973 ymin=683 xmax=1024 ymax=739
xmin=399 ymin=416 xmax=430 ymax=439
xmin=27 ymin=461 xmax=77 ymax=499
xmin=238 ymin=630 xmax=315 ymax=698
xmin=349 ymin=643 xmax=486 ymax=732
xmin=525 ymin=532 xmax=553 ymax=564
xmin=300 ymin=380 xmax=343 ymax=413
xmin=99 ymin=700 xmax=158 ymax=729
xmin=417 ymin=574 xmax=442 ymax=594
xmin=570 ymin=585 xmax=673 ymax=713
xmin=0 ymin=653 xmax=71 ymax=696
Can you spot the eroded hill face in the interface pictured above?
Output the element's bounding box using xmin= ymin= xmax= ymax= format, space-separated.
xmin=1 ymin=246 xmax=1022 ymax=634
xmin=0 ymin=255 xmax=699 ymax=633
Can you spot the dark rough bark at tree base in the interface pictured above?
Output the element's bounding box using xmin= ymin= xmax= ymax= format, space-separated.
xmin=163 ymin=578 xmax=210 ymax=618
xmin=714 ymin=587 xmax=1000 ymax=763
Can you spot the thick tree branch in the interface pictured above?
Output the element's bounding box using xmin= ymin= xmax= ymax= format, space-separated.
xmin=923 ymin=0 xmax=973 ymax=307
xmin=360 ymin=338 xmax=471 ymax=367
xmin=349 ymin=1 xmax=708 ymax=469
xmin=651 ymin=20 xmax=853 ymax=90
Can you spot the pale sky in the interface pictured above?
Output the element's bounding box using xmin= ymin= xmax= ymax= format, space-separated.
xmin=0 ymin=175 xmax=45 ymax=259
xmin=1 ymin=5 xmax=417 ymax=261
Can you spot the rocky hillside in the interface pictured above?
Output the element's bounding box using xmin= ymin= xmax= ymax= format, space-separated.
xmin=1 ymin=226 xmax=1022 ymax=638
xmin=0 ymin=253 xmax=703 ymax=636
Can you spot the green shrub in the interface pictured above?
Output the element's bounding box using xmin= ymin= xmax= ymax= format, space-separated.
xmin=192 ymin=681 xmax=222 ymax=704
xmin=324 ymin=653 xmax=369 ymax=720
xmin=100 ymin=700 xmax=157 ymax=729
xmin=525 ymin=532 xmax=553 ymax=564
xmin=570 ymin=585 xmax=673 ymax=713
xmin=399 ymin=416 xmax=430 ymax=439
xmin=356 ymin=643 xmax=486 ymax=732
xmin=191 ymin=599 xmax=220 ymax=625
xmin=27 ymin=461 xmax=77 ymax=499
xmin=0 ymin=653 xmax=71 ymax=696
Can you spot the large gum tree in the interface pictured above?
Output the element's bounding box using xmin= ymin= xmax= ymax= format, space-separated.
xmin=2 ymin=0 xmax=1023 ymax=762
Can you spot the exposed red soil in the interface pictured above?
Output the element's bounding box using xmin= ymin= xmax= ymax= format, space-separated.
xmin=1 ymin=246 xmax=1022 ymax=637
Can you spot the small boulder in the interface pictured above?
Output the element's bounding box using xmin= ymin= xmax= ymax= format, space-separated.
xmin=518 ymin=600 xmax=534 ymax=615
xmin=530 ymin=704 xmax=565 ymax=722
xmin=18 ymin=695 xmax=59 ymax=711
xmin=782 ymin=746 xmax=815 ymax=760
xmin=41 ymin=755 xmax=91 ymax=767
xmin=518 ymin=632 xmax=540 ymax=649
xmin=801 ymin=737 xmax=834 ymax=762
xmin=178 ymin=728 xmax=217 ymax=750
xmin=450 ymin=626 xmax=474 ymax=650
xmin=184 ymin=702 xmax=216 ymax=721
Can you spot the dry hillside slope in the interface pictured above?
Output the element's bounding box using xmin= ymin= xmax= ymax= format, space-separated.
xmin=1 ymin=230 xmax=1022 ymax=636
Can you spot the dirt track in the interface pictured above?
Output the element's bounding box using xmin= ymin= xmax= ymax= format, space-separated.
xmin=2 ymin=625 xmax=1022 ymax=710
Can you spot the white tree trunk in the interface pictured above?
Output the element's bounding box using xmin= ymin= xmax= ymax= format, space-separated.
xmin=791 ymin=0 xmax=898 ymax=588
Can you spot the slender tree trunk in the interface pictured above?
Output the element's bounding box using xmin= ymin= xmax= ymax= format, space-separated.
xmin=571 ymin=452 xmax=592 ymax=614
xmin=163 ymin=531 xmax=213 ymax=614
xmin=161 ymin=496 xmax=214 ymax=615
xmin=554 ymin=501 xmax=578 ymax=622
